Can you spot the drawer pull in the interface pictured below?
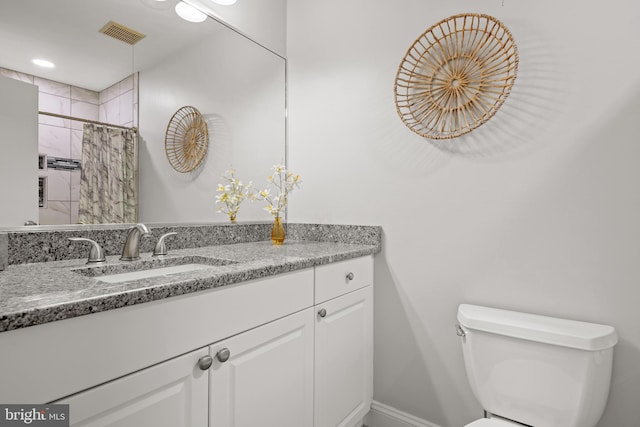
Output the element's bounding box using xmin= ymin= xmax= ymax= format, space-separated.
xmin=346 ymin=272 xmax=355 ymax=281
xmin=216 ymin=348 xmax=231 ymax=363
xmin=318 ymin=308 xmax=327 ymax=318
xmin=198 ymin=355 xmax=213 ymax=370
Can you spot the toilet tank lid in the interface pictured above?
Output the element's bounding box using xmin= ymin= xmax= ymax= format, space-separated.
xmin=457 ymin=304 xmax=618 ymax=351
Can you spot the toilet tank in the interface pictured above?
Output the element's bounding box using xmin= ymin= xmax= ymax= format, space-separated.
xmin=457 ymin=304 xmax=617 ymax=427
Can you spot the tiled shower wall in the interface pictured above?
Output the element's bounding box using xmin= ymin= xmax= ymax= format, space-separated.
xmin=0 ymin=68 xmax=137 ymax=225
xmin=100 ymin=73 xmax=138 ymax=130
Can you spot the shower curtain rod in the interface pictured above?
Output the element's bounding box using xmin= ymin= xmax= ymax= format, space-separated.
xmin=38 ymin=111 xmax=138 ymax=132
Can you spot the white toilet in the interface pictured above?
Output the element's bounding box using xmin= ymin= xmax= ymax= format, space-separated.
xmin=456 ymin=304 xmax=618 ymax=427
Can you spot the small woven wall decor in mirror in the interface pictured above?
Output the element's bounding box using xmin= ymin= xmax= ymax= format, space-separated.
xmin=165 ymin=105 xmax=209 ymax=173
xmin=394 ymin=13 xmax=519 ymax=140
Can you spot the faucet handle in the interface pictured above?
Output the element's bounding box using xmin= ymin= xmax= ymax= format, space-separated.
xmin=153 ymin=232 xmax=178 ymax=257
xmin=69 ymin=238 xmax=106 ymax=264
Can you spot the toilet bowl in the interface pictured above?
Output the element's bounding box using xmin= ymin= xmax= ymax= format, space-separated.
xmin=457 ymin=304 xmax=617 ymax=427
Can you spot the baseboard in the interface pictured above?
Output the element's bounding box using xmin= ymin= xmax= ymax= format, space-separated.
xmin=364 ymin=401 xmax=443 ymax=427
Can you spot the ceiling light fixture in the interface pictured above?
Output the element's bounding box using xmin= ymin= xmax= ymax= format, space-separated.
xmin=175 ymin=2 xmax=207 ymax=23
xmin=32 ymin=59 xmax=55 ymax=68
xmin=211 ymin=0 xmax=237 ymax=5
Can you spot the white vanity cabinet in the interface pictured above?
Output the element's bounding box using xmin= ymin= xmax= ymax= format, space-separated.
xmin=314 ymin=256 xmax=374 ymax=427
xmin=55 ymin=308 xmax=315 ymax=427
xmin=1 ymin=255 xmax=374 ymax=427
xmin=1 ymin=269 xmax=315 ymax=405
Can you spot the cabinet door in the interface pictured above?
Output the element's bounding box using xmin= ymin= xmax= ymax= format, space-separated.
xmin=315 ymin=286 xmax=373 ymax=427
xmin=55 ymin=348 xmax=209 ymax=427
xmin=209 ymin=308 xmax=314 ymax=427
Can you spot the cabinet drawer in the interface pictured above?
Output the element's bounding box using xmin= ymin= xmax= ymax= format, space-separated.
xmin=314 ymin=255 xmax=373 ymax=304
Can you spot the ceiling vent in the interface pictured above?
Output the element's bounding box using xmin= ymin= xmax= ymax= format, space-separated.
xmin=99 ymin=21 xmax=146 ymax=45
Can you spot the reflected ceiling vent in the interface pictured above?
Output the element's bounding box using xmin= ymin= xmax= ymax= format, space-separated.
xmin=99 ymin=21 xmax=146 ymax=45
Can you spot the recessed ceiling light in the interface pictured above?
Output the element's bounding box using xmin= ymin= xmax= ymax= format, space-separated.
xmin=211 ymin=0 xmax=237 ymax=5
xmin=175 ymin=2 xmax=207 ymax=22
xmin=32 ymin=59 xmax=55 ymax=68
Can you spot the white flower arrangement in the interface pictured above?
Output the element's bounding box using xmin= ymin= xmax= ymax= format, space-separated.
xmin=215 ymin=168 xmax=255 ymax=222
xmin=258 ymin=164 xmax=302 ymax=218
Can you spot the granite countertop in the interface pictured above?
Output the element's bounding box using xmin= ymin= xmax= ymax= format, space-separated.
xmin=0 ymin=239 xmax=379 ymax=333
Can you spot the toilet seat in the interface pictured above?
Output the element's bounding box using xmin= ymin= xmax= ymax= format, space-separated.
xmin=465 ymin=418 xmax=519 ymax=427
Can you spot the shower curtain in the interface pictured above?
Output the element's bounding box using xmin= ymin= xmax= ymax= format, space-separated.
xmin=77 ymin=124 xmax=138 ymax=224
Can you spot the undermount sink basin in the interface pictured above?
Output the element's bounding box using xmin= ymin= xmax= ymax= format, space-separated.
xmin=96 ymin=264 xmax=215 ymax=283
xmin=73 ymin=256 xmax=236 ymax=284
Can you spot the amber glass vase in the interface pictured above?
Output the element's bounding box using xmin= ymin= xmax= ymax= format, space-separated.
xmin=271 ymin=216 xmax=285 ymax=245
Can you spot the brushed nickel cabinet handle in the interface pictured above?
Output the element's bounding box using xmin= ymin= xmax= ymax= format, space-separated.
xmin=216 ymin=348 xmax=231 ymax=363
xmin=198 ymin=355 xmax=213 ymax=370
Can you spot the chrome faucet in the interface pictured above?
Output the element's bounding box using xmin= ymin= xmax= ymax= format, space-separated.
xmin=120 ymin=223 xmax=150 ymax=261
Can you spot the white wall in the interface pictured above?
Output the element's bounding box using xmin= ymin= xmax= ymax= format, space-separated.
xmin=0 ymin=75 xmax=38 ymax=226
xmin=137 ymin=21 xmax=285 ymax=224
xmin=287 ymin=1 xmax=640 ymax=426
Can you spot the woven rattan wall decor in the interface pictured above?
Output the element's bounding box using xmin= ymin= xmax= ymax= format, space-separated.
xmin=394 ymin=13 xmax=518 ymax=140
xmin=164 ymin=106 xmax=209 ymax=173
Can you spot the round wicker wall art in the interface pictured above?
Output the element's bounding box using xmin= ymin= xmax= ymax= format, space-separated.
xmin=394 ymin=13 xmax=519 ymax=140
xmin=164 ymin=106 xmax=209 ymax=173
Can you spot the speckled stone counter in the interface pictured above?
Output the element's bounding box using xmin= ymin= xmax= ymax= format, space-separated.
xmin=0 ymin=223 xmax=381 ymax=333
xmin=3 ymin=222 xmax=380 ymax=265
xmin=0 ymin=233 xmax=7 ymax=270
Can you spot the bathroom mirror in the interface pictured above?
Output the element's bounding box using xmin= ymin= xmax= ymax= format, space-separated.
xmin=0 ymin=0 xmax=286 ymax=227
